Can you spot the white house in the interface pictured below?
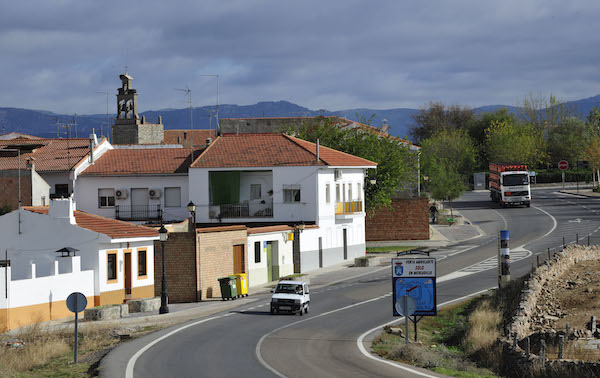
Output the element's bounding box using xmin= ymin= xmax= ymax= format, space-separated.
xmin=188 ymin=133 xmax=377 ymax=281
xmin=75 ymin=145 xmax=199 ymax=223
xmin=0 ymin=197 xmax=158 ymax=331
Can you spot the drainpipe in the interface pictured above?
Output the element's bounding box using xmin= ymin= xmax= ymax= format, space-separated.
xmin=316 ymin=139 xmax=320 ymax=162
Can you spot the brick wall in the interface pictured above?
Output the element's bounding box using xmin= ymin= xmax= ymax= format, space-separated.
xmin=366 ymin=197 xmax=429 ymax=241
xmin=154 ymin=232 xmax=198 ymax=303
xmin=0 ymin=171 xmax=32 ymax=210
xmin=198 ymin=229 xmax=248 ymax=299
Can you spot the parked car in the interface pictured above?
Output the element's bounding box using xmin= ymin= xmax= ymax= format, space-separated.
xmin=270 ymin=280 xmax=310 ymax=315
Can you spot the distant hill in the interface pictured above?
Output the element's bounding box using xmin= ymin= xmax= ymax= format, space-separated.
xmin=1 ymin=96 xmax=599 ymax=141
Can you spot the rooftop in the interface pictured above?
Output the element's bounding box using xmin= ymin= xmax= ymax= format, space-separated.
xmin=80 ymin=147 xmax=201 ymax=175
xmin=0 ymin=138 xmax=99 ymax=172
xmin=190 ymin=133 xmax=377 ymax=168
xmin=24 ymin=207 xmax=159 ymax=239
xmin=163 ymin=129 xmax=216 ymax=146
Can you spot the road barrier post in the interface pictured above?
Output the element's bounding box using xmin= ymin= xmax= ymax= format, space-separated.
xmin=498 ymin=230 xmax=510 ymax=287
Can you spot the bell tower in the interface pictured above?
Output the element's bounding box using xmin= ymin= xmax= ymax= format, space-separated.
xmin=112 ymin=73 xmax=164 ymax=145
xmin=116 ymin=74 xmax=139 ymax=124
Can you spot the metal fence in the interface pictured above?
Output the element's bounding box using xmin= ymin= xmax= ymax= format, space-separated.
xmin=115 ymin=205 xmax=162 ymax=221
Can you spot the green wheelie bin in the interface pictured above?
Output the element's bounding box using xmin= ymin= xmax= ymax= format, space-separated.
xmin=218 ymin=276 xmax=238 ymax=300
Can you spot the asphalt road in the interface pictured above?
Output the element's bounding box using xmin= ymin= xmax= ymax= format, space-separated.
xmin=104 ymin=189 xmax=600 ymax=378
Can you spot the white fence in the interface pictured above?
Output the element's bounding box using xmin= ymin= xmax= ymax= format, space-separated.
xmin=0 ymin=256 xmax=94 ymax=312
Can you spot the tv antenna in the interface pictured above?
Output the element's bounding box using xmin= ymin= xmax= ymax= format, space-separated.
xmin=175 ymin=86 xmax=194 ymax=161
xmin=96 ymin=91 xmax=111 ymax=140
xmin=198 ymin=74 xmax=219 ymax=134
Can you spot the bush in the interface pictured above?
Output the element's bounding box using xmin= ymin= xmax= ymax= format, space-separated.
xmin=594 ymin=185 xmax=600 ymax=193
xmin=534 ymin=168 xmax=593 ymax=183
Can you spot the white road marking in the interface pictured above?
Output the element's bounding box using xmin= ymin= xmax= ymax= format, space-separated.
xmin=521 ymin=205 xmax=558 ymax=248
xmin=491 ymin=209 xmax=508 ymax=229
xmin=356 ymin=288 xmax=493 ymax=378
xmin=255 ymin=292 xmax=394 ymax=378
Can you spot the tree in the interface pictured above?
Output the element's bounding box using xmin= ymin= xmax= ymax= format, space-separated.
xmin=420 ymin=129 xmax=476 ymax=215
xmin=520 ymin=92 xmax=577 ymax=132
xmin=409 ymin=102 xmax=474 ymax=143
xmin=287 ymin=116 xmax=417 ymax=212
xmin=547 ymin=117 xmax=590 ymax=165
xmin=466 ymin=107 xmax=518 ymax=170
xmin=485 ymin=120 xmax=546 ymax=167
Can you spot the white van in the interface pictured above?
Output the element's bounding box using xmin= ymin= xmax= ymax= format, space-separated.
xmin=270 ymin=280 xmax=310 ymax=315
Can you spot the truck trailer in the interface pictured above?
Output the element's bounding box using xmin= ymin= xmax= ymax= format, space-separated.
xmin=489 ymin=163 xmax=531 ymax=207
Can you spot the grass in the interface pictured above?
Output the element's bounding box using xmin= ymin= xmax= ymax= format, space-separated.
xmin=0 ymin=321 xmax=163 ymax=377
xmin=366 ymin=246 xmax=417 ymax=253
xmin=372 ymin=279 xmax=526 ymax=377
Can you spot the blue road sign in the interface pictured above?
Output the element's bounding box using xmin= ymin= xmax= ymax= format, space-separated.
xmin=393 ymin=277 xmax=436 ymax=316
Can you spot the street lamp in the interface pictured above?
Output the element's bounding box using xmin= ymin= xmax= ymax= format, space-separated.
xmin=187 ymin=201 xmax=196 ymax=230
xmin=158 ymin=225 xmax=169 ymax=314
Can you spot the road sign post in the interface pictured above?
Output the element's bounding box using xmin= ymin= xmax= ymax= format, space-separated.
xmin=66 ymin=292 xmax=87 ymax=364
xmin=558 ymin=160 xmax=568 ymax=189
xmin=498 ymin=230 xmax=510 ymax=287
xmin=392 ymin=256 xmax=437 ymax=342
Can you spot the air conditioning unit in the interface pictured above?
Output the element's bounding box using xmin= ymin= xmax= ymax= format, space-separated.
xmin=115 ymin=188 xmax=128 ymax=199
xmin=334 ymin=169 xmax=342 ymax=181
xmin=148 ymin=188 xmax=161 ymax=199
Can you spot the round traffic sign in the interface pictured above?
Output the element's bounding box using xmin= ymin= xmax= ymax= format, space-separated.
xmin=558 ymin=160 xmax=569 ymax=170
xmin=66 ymin=292 xmax=87 ymax=313
xmin=395 ymin=295 xmax=417 ymax=316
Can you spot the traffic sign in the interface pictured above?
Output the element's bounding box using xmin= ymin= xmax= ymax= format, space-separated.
xmin=395 ymin=295 xmax=417 ymax=317
xmin=394 ymin=277 xmax=437 ymax=316
xmin=558 ymin=160 xmax=568 ymax=170
xmin=66 ymin=292 xmax=87 ymax=313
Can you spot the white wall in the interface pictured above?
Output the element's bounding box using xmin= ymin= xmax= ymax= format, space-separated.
xmin=189 ymin=166 xmax=319 ymax=223
xmin=74 ymin=175 xmax=190 ymax=221
xmin=0 ymin=266 xmax=7 ymax=310
xmin=41 ymin=172 xmax=71 ymax=195
xmin=247 ymin=231 xmax=294 ymax=286
xmin=98 ymin=243 xmax=155 ymax=295
xmin=31 ymin=168 xmax=50 ymax=206
xmin=8 ymin=256 xmax=95 ymax=309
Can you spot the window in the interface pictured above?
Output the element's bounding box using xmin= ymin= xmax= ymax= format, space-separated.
xmin=250 ymin=184 xmax=262 ymax=200
xmin=55 ymin=184 xmax=69 ymax=197
xmin=138 ymin=249 xmax=147 ymax=277
xmin=357 ymin=183 xmax=362 ymax=200
xmin=254 ymin=241 xmax=261 ymax=263
xmin=107 ymin=252 xmax=117 ymax=281
xmin=164 ymin=187 xmax=181 ymax=207
xmin=325 ymin=184 xmax=330 ymax=203
xmin=283 ymin=189 xmax=301 ymax=203
xmin=336 ymin=184 xmax=340 ymax=202
xmin=98 ymin=188 xmax=115 ymax=208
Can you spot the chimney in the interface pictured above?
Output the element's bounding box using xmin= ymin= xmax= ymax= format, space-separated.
xmin=381 ymin=119 xmax=390 ymax=134
xmin=316 ymin=138 xmax=320 ymax=162
xmin=26 ymin=157 xmax=35 ymax=171
xmin=206 ymin=137 xmax=212 ymax=146
xmin=49 ymin=197 xmax=76 ymax=225
xmin=89 ymin=133 xmax=98 ymax=164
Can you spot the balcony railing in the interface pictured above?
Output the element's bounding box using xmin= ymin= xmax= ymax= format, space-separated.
xmin=211 ymin=198 xmax=273 ymax=218
xmin=335 ymin=201 xmax=363 ymax=215
xmin=116 ymin=205 xmax=162 ymax=221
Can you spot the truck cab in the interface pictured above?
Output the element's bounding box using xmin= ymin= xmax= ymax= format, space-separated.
xmin=499 ymin=171 xmax=531 ymax=207
xmin=270 ymin=280 xmax=310 ymax=315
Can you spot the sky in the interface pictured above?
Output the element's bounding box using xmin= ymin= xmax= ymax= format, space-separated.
xmin=2 ymin=0 xmax=600 ymax=115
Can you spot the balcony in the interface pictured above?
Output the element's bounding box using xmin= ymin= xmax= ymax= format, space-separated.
xmin=210 ymin=198 xmax=273 ymax=219
xmin=116 ymin=205 xmax=162 ymax=221
xmin=335 ymin=201 xmax=363 ymax=216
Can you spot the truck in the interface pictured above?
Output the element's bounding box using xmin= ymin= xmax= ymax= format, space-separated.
xmin=270 ymin=280 xmax=310 ymax=315
xmin=489 ymin=163 xmax=531 ymax=207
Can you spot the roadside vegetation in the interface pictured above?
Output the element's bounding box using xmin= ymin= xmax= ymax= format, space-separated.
xmin=373 ymin=279 xmax=524 ymax=377
xmin=0 ymin=322 xmax=162 ymax=377
xmin=365 ymin=246 xmax=416 ymax=253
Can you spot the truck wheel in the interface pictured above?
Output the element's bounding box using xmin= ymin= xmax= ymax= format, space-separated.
xmin=526 ymin=203 xmax=531 ymax=207
xmin=299 ymin=309 xmax=303 ymax=316
xmin=304 ymin=304 xmax=309 ymax=314
xmin=270 ymin=307 xmax=275 ymax=314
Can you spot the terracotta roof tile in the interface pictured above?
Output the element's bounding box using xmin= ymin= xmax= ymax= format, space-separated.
xmin=24 ymin=207 xmax=158 ymax=239
xmin=190 ymin=134 xmax=377 ymax=168
xmin=163 ymin=129 xmax=216 ymax=146
xmin=0 ymin=138 xmax=95 ymax=172
xmin=80 ymin=148 xmax=200 ymax=175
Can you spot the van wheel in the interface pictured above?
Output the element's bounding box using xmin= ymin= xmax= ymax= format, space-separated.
xmin=270 ymin=307 xmax=275 ymax=315
xmin=304 ymin=304 xmax=309 ymax=314
xmin=299 ymin=309 xmax=303 ymax=316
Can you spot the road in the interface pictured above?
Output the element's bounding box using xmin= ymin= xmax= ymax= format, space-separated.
xmin=104 ymin=189 xmax=600 ymax=378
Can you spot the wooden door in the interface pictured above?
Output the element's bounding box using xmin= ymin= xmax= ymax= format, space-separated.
xmin=233 ymin=245 xmax=245 ymax=274
xmin=124 ymin=252 xmax=132 ymax=295
xmin=266 ymin=243 xmax=272 ymax=282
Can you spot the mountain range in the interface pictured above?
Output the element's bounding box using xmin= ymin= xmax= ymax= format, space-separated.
xmin=2 ymin=95 xmax=600 ymax=141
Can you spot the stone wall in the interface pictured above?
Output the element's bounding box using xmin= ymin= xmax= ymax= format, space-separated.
xmin=365 ymin=198 xmax=429 ymax=241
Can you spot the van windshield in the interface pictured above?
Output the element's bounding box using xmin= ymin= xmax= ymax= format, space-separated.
xmin=275 ymin=284 xmax=303 ymax=294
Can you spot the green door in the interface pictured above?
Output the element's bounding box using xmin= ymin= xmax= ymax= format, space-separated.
xmin=266 ymin=242 xmax=273 ymax=282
